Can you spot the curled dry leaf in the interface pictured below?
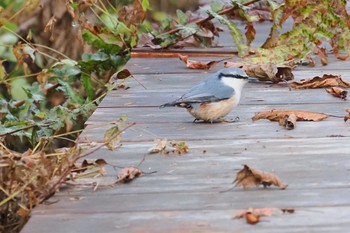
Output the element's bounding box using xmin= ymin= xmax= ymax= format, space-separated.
xmin=116 ymin=167 xmax=142 ymax=183
xmin=224 ymin=62 xmax=294 ymax=83
xmin=326 ymin=87 xmax=348 ymax=100
xmin=178 ymin=54 xmax=228 ymax=70
xmin=233 ymin=164 xmax=288 ymax=189
xmin=148 ymin=139 xmax=168 ymax=154
xmin=252 ymin=109 xmax=329 ymax=122
xmin=344 ymin=108 xmax=350 ymax=122
xmin=315 ymin=47 xmax=328 ymax=65
xmin=233 ymin=207 xmax=295 ymax=225
xmin=290 ymin=74 xmax=350 ymax=89
xmin=279 ymin=113 xmax=297 ymax=130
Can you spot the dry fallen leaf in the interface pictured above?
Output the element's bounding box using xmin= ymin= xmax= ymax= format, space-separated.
xmin=148 ymin=139 xmax=168 ymax=154
xmin=315 ymin=47 xmax=328 ymax=65
xmin=116 ymin=167 xmax=142 ymax=183
xmin=252 ymin=109 xmax=329 ymax=122
xmin=326 ymin=87 xmax=348 ymax=100
xmin=233 ymin=207 xmax=295 ymax=225
xmin=148 ymin=139 xmax=189 ymax=155
xmin=233 ymin=164 xmax=288 ymax=189
xmin=224 ymin=62 xmax=294 ymax=83
xmin=279 ymin=113 xmax=297 ymax=130
xmin=344 ymin=108 xmax=350 ymax=122
xmin=178 ymin=54 xmax=228 ymax=70
xmin=290 ymin=74 xmax=350 ymax=89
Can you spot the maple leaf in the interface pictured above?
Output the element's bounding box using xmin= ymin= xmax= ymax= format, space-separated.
xmin=326 ymin=87 xmax=348 ymax=100
xmin=252 ymin=109 xmax=329 ymax=122
xmin=233 ymin=164 xmax=288 ymax=189
xmin=290 ymin=74 xmax=350 ymax=89
xmin=225 ymin=62 xmax=294 ymax=83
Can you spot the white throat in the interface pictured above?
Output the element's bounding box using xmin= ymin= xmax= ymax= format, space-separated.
xmin=221 ymin=77 xmax=248 ymax=91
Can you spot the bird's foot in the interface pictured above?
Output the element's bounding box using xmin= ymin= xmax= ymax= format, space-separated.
xmin=222 ymin=116 xmax=240 ymax=123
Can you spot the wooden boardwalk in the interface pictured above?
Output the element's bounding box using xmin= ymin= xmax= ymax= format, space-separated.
xmin=22 ymin=27 xmax=350 ymax=232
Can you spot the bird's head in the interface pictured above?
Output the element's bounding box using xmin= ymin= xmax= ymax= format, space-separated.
xmin=217 ymin=68 xmax=250 ymax=90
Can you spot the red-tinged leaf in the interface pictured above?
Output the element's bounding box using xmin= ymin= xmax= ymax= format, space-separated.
xmin=245 ymin=23 xmax=256 ymax=46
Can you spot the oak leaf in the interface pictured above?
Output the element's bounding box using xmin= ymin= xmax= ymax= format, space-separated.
xmin=252 ymin=109 xmax=329 ymax=122
xmin=224 ymin=62 xmax=294 ymax=83
xmin=178 ymin=54 xmax=228 ymax=70
xmin=116 ymin=167 xmax=142 ymax=183
xmin=290 ymin=74 xmax=350 ymax=89
xmin=326 ymin=87 xmax=347 ymax=100
xmin=233 ymin=164 xmax=288 ymax=189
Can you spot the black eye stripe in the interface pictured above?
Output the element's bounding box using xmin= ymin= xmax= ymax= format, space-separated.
xmin=218 ymin=73 xmax=248 ymax=79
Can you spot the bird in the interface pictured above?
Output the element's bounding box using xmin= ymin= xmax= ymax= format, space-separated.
xmin=160 ymin=68 xmax=250 ymax=123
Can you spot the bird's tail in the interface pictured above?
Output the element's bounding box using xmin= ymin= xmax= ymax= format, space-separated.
xmin=159 ymin=102 xmax=176 ymax=108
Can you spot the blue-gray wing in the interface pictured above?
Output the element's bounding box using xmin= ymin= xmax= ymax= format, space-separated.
xmin=179 ymin=77 xmax=234 ymax=103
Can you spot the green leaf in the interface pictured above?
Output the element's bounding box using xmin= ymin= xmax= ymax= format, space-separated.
xmin=57 ymin=79 xmax=84 ymax=105
xmin=177 ymin=23 xmax=199 ymax=38
xmin=141 ymin=0 xmax=150 ymax=10
xmin=210 ymin=1 xmax=224 ymax=12
xmin=176 ymin=9 xmax=188 ymax=25
xmin=208 ymin=10 xmax=248 ymax=56
xmin=81 ymin=74 xmax=94 ymax=100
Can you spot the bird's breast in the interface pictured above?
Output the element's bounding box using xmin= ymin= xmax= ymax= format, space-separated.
xmin=187 ymin=96 xmax=239 ymax=121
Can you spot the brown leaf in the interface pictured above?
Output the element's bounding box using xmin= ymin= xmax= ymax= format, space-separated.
xmin=245 ymin=212 xmax=260 ymax=224
xmin=112 ymin=69 xmax=132 ymax=80
xmin=279 ymin=113 xmax=297 ymax=130
xmin=44 ymin=16 xmax=56 ymax=41
xmin=290 ymin=74 xmax=350 ymax=89
xmin=233 ymin=207 xmax=295 ymax=224
xmin=233 ymin=164 xmax=288 ymax=189
xmin=225 ymin=62 xmax=294 ymax=83
xmin=315 ymin=47 xmax=328 ymax=65
xmin=245 ymin=23 xmax=256 ymax=46
xmin=116 ymin=167 xmax=142 ymax=183
xmin=148 ymin=139 xmax=167 ymax=154
xmin=344 ymin=108 xmax=350 ymax=122
xmin=178 ymin=54 xmax=227 ymax=70
xmin=252 ymin=109 xmax=329 ymax=122
xmin=326 ymin=87 xmax=348 ymax=100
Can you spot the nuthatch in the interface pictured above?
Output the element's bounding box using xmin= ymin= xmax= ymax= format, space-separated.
xmin=160 ymin=68 xmax=249 ymax=123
